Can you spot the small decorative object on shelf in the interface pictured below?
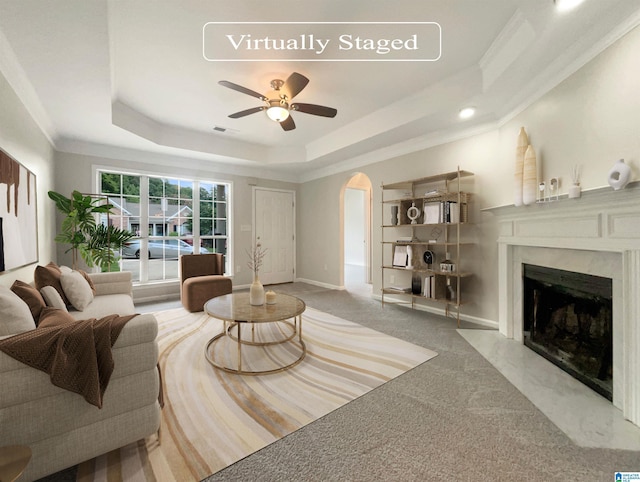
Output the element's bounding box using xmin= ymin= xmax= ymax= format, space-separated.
xmin=446 ymin=279 xmax=456 ymax=301
xmin=430 ymin=226 xmax=442 ymax=242
xmin=569 ymin=165 xmax=581 ymax=199
xmin=440 ymin=253 xmax=455 ymax=273
xmin=247 ymin=237 xmax=267 ymax=305
xmin=549 ymin=178 xmax=559 ymax=201
xmin=411 ymin=273 xmax=422 ymax=295
xmin=607 ymin=158 xmax=631 ymax=191
xmin=407 ymin=202 xmax=420 ymax=224
xmin=391 ymin=205 xmax=399 ymax=225
xmin=538 ymin=181 xmax=546 ymax=202
xmin=538 ymin=178 xmax=559 ymax=203
xmin=422 ymin=250 xmax=434 ymax=267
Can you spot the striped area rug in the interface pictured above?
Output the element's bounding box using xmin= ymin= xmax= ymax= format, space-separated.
xmin=77 ymin=306 xmax=437 ymax=481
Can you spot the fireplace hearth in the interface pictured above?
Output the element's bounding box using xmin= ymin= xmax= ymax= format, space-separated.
xmin=523 ymin=264 xmax=612 ymax=400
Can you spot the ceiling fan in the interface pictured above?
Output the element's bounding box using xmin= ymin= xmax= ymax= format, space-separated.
xmin=218 ymin=72 xmax=337 ymax=131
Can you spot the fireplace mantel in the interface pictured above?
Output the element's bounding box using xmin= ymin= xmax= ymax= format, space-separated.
xmin=485 ymin=184 xmax=640 ymax=426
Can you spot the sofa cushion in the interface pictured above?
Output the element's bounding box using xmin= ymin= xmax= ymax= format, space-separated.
xmin=34 ymin=263 xmax=70 ymax=305
xmin=38 ymin=307 xmax=77 ymax=328
xmin=40 ymin=286 xmax=69 ymax=311
xmin=10 ymin=280 xmax=46 ymax=323
xmin=0 ymin=286 xmax=37 ymax=336
xmin=60 ymin=271 xmax=95 ymax=311
xmin=68 ymin=294 xmax=136 ymax=320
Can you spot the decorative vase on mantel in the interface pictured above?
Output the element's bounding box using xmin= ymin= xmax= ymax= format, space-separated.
xmin=514 ymin=127 xmax=529 ymax=207
xmin=522 ymin=144 xmax=538 ymax=205
xmin=249 ymin=274 xmax=265 ymax=305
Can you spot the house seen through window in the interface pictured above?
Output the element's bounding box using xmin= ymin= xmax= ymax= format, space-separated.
xmin=98 ymin=170 xmax=230 ymax=283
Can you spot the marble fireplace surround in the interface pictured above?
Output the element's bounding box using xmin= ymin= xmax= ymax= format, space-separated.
xmin=488 ymin=185 xmax=640 ymax=428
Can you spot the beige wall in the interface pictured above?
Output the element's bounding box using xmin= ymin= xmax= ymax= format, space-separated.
xmin=53 ymin=151 xmax=297 ymax=291
xmin=0 ymin=70 xmax=55 ymax=287
xmin=297 ymin=24 xmax=640 ymax=324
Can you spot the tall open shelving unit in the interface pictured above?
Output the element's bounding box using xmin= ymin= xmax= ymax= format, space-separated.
xmin=380 ymin=167 xmax=473 ymax=326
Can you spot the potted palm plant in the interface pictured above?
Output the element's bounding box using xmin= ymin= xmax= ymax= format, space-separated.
xmin=48 ymin=190 xmax=135 ymax=271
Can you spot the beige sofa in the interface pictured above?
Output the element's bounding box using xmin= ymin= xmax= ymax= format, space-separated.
xmin=0 ymin=271 xmax=161 ymax=481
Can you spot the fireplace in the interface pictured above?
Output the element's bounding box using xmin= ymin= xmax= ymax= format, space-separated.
xmin=522 ymin=264 xmax=612 ymax=400
xmin=487 ymin=184 xmax=640 ymax=427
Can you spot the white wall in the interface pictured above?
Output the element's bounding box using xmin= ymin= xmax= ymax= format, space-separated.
xmin=344 ymin=188 xmax=366 ymax=266
xmin=297 ymin=24 xmax=640 ymax=324
xmin=0 ymin=70 xmax=55 ymax=287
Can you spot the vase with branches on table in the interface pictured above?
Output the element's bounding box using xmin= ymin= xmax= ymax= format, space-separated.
xmin=247 ymin=237 xmax=267 ymax=305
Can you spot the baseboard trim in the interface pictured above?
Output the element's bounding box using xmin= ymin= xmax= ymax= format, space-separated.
xmin=371 ymin=293 xmax=498 ymax=329
xmin=295 ymin=278 xmax=345 ymax=291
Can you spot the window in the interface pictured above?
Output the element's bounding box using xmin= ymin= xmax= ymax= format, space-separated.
xmin=98 ymin=170 xmax=231 ymax=283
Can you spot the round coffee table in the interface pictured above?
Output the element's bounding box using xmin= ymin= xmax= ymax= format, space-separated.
xmin=0 ymin=445 xmax=31 ymax=482
xmin=204 ymin=292 xmax=306 ymax=375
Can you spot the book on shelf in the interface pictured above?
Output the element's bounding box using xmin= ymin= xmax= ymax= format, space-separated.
xmin=396 ymin=236 xmax=413 ymax=243
xmin=423 ymin=200 xmax=462 ymax=224
xmin=423 ymin=275 xmax=447 ymax=299
xmin=393 ymin=245 xmax=408 ymax=267
xmin=388 ymin=285 xmax=412 ymax=293
xmin=423 ymin=202 xmax=441 ymax=224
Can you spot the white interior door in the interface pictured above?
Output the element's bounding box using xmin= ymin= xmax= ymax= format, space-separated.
xmin=254 ymin=188 xmax=295 ymax=285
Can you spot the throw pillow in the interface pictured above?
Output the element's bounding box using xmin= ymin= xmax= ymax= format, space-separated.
xmin=0 ymin=286 xmax=37 ymax=336
xmin=34 ymin=263 xmax=70 ymax=306
xmin=60 ymin=271 xmax=94 ymax=311
xmin=40 ymin=286 xmax=69 ymax=311
xmin=79 ymin=270 xmax=97 ymax=295
xmin=10 ymin=280 xmax=46 ymax=323
xmin=59 ymin=265 xmax=72 ymax=274
xmin=37 ymin=307 xmax=76 ymax=328
xmin=46 ymin=261 xmax=62 ymax=273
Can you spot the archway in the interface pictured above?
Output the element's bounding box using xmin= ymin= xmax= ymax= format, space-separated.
xmin=341 ymin=172 xmax=373 ymax=295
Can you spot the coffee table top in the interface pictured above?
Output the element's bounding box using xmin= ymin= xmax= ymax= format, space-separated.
xmin=204 ymin=292 xmax=305 ymax=323
xmin=0 ymin=445 xmax=31 ymax=482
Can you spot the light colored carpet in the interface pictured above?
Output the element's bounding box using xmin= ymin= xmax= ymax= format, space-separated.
xmin=77 ymin=306 xmax=437 ymax=481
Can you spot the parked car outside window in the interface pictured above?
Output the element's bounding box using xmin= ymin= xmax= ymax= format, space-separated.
xmin=121 ymin=239 xmax=209 ymax=259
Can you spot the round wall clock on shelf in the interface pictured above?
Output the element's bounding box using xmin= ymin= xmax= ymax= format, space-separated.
xmin=423 ymin=250 xmax=434 ymax=266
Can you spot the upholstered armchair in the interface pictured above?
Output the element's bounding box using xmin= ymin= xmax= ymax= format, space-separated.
xmin=180 ymin=253 xmax=232 ymax=312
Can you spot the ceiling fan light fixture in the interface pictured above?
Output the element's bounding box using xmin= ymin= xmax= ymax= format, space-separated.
xmin=266 ymin=100 xmax=290 ymax=122
xmin=459 ymin=107 xmax=476 ymax=119
xmin=266 ymin=105 xmax=290 ymax=122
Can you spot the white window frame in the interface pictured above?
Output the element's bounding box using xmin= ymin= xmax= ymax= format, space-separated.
xmin=93 ymin=165 xmax=234 ymax=283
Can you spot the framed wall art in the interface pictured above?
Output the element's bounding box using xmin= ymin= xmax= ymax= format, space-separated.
xmin=0 ymin=148 xmax=38 ymax=272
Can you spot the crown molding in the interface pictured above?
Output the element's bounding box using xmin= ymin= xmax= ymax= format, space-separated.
xmin=0 ymin=28 xmax=57 ymax=147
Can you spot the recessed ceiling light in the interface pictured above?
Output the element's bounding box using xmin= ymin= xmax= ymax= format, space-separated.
xmin=459 ymin=107 xmax=476 ymax=119
xmin=554 ymin=0 xmax=585 ymax=12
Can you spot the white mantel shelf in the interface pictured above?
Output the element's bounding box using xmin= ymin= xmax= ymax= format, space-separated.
xmin=486 ymin=183 xmax=640 ymax=428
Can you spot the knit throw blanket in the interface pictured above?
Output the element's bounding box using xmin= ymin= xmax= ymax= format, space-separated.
xmin=0 ymin=314 xmax=136 ymax=408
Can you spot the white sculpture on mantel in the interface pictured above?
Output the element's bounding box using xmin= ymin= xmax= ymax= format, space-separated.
xmin=607 ymin=158 xmax=631 ymax=191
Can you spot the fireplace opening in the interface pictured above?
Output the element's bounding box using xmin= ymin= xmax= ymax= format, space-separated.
xmin=523 ymin=264 xmax=613 ymax=401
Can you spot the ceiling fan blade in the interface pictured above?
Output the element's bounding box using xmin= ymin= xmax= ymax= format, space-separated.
xmin=291 ymin=103 xmax=337 ymax=118
xmin=228 ymin=106 xmax=266 ymax=118
xmin=282 ymin=72 xmax=309 ymax=100
xmin=280 ymin=115 xmax=296 ymax=131
xmin=219 ymin=80 xmax=267 ymax=101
